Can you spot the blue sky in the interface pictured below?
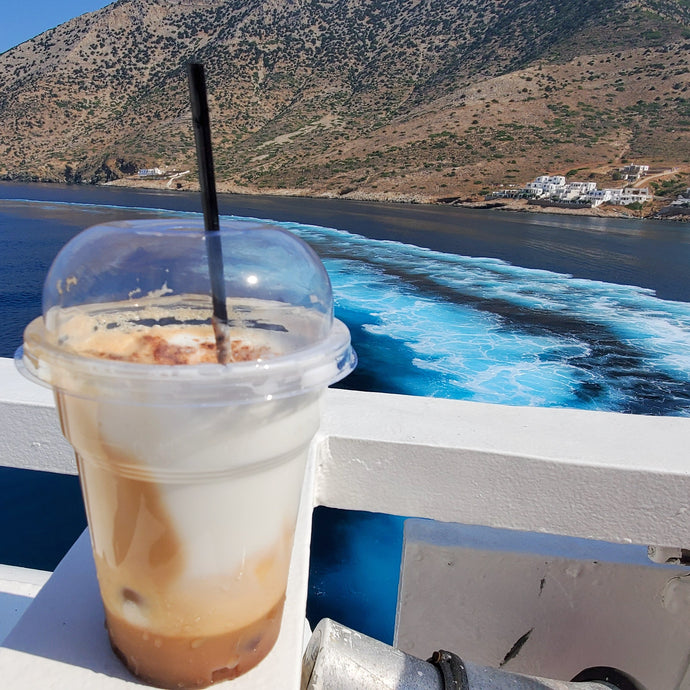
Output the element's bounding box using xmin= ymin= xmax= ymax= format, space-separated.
xmin=0 ymin=1 xmax=114 ymax=54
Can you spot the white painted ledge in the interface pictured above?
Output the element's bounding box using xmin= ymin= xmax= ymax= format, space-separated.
xmin=0 ymin=358 xmax=75 ymax=475
xmin=0 ymin=565 xmax=51 ymax=645
xmin=3 ymin=357 xmax=690 ymax=687
xmin=317 ymin=388 xmax=690 ymax=547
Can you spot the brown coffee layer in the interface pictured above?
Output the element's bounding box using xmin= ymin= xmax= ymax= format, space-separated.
xmin=106 ymin=595 xmax=285 ymax=689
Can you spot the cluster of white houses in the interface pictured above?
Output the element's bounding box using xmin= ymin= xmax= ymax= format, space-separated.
xmin=492 ymin=170 xmax=653 ymax=207
xmin=526 ymin=175 xmax=652 ymax=206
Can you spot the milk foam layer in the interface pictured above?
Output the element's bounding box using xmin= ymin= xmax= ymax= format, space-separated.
xmin=41 ymin=298 xmax=322 ymax=686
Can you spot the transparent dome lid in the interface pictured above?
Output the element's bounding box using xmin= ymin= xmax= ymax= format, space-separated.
xmin=19 ymin=218 xmax=356 ymax=403
xmin=43 ymin=218 xmax=334 ymax=343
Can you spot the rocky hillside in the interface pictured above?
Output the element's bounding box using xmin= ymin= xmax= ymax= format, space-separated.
xmin=0 ymin=0 xmax=688 ymax=201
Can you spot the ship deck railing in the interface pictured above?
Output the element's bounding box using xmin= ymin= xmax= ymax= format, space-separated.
xmin=2 ymin=355 xmax=690 ymax=688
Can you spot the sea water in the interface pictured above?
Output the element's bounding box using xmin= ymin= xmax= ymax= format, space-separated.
xmin=2 ymin=182 xmax=690 ymax=643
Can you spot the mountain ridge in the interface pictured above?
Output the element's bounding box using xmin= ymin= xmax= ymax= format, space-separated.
xmin=0 ymin=0 xmax=689 ymax=201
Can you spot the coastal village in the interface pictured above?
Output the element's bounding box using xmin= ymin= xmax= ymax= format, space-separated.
xmin=488 ymin=164 xmax=690 ymax=215
xmin=132 ymin=161 xmax=690 ymax=219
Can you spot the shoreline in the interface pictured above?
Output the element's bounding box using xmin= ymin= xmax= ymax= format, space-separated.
xmin=2 ymin=175 xmax=687 ymax=222
xmin=447 ymin=197 xmax=642 ymax=219
xmin=101 ymin=177 xmax=687 ymax=221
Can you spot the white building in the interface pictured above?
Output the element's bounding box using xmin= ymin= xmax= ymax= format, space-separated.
xmin=524 ymin=175 xmax=567 ymax=197
xmin=524 ymin=182 xmax=547 ymax=197
xmin=138 ymin=168 xmax=163 ymax=177
xmin=587 ymin=189 xmax=613 ymax=207
xmin=534 ymin=175 xmax=567 ymax=186
xmin=620 ymin=164 xmax=650 ymax=181
xmin=554 ymin=181 xmax=597 ymax=201
xmin=603 ymin=187 xmax=653 ymax=205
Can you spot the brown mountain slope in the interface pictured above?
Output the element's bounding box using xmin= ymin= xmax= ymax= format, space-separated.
xmin=0 ymin=0 xmax=688 ymax=201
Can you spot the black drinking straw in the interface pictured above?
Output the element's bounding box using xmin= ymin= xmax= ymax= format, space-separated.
xmin=187 ymin=62 xmax=231 ymax=363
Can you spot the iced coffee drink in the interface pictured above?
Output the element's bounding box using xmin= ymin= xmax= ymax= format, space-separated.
xmin=18 ymin=219 xmax=356 ymax=688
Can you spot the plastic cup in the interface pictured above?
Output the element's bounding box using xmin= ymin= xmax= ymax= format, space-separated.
xmin=16 ymin=218 xmax=356 ymax=688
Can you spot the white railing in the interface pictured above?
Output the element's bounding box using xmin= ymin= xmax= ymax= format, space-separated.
xmin=2 ymin=355 xmax=690 ymax=688
xmin=5 ymin=353 xmax=690 ymax=545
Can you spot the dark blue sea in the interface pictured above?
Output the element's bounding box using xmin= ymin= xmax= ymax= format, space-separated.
xmin=2 ymin=181 xmax=690 ymax=643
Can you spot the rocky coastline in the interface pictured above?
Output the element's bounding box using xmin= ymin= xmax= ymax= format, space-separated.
xmin=2 ymin=172 xmax=686 ymax=221
xmin=100 ymin=176 xmax=689 ymax=221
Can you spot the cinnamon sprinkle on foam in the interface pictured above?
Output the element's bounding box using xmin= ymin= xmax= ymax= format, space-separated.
xmin=84 ymin=331 xmax=271 ymax=365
